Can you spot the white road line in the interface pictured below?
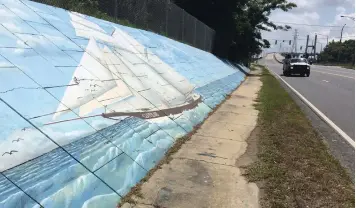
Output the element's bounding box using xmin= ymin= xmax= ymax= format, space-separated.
xmin=312 ymin=70 xmax=355 ymax=79
xmin=267 ymin=67 xmax=355 ymax=148
xmin=322 ymin=80 xmax=329 ymax=83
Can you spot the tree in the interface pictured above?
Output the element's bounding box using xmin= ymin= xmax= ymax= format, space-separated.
xmin=174 ymin=0 xmax=296 ymax=64
xmin=319 ymin=40 xmax=355 ymax=64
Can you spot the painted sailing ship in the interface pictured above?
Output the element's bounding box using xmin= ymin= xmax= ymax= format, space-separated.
xmin=47 ymin=14 xmax=202 ymax=125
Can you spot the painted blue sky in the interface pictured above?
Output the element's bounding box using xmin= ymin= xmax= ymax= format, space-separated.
xmin=263 ymin=0 xmax=355 ymax=53
xmin=0 ymin=0 xmax=239 ymax=171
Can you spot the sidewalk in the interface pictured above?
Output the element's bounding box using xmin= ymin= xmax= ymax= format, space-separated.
xmin=122 ymin=72 xmax=262 ymax=208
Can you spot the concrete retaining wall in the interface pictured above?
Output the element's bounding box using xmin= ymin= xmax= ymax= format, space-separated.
xmin=0 ymin=1 xmax=246 ymax=207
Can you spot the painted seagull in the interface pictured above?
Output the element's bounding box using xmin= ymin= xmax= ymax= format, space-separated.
xmin=2 ymin=150 xmax=18 ymax=156
xmin=12 ymin=138 xmax=24 ymax=143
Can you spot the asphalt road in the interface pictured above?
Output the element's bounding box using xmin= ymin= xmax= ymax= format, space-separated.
xmin=260 ymin=55 xmax=355 ymax=140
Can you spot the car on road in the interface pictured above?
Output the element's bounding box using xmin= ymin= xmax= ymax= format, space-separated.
xmin=283 ymin=58 xmax=310 ymax=77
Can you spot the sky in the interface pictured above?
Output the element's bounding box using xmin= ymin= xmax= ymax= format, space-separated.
xmin=262 ymin=0 xmax=355 ymax=54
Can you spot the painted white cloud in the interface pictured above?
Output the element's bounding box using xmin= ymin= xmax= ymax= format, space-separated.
xmin=90 ymin=119 xmax=117 ymax=130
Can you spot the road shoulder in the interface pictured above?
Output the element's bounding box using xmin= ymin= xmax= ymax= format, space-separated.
xmin=246 ymin=65 xmax=354 ymax=207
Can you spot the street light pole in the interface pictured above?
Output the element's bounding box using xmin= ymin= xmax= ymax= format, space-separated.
xmin=337 ymin=24 xmax=346 ymax=62
xmin=340 ymin=24 xmax=346 ymax=43
xmin=341 ymin=15 xmax=355 ymax=21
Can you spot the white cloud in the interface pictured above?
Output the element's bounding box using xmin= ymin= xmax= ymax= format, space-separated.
xmin=327 ymin=9 xmax=355 ymax=42
xmin=324 ymin=0 xmax=355 ymax=7
xmin=262 ymin=1 xmax=354 ymax=54
xmin=292 ymin=0 xmax=354 ymax=10
xmin=336 ymin=6 xmax=346 ymax=14
xmin=288 ymin=0 xmax=319 ymax=13
xmin=303 ymin=12 xmax=320 ymax=21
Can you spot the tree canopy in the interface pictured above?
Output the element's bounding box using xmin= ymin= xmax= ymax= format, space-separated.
xmin=319 ymin=40 xmax=355 ymax=65
xmin=174 ymin=0 xmax=296 ymax=63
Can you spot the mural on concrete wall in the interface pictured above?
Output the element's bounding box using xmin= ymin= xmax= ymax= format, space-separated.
xmin=0 ymin=0 xmax=245 ymax=207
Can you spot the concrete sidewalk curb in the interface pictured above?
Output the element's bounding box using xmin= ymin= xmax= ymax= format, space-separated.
xmin=273 ymin=53 xmax=283 ymax=64
xmin=121 ymin=71 xmax=263 ymax=208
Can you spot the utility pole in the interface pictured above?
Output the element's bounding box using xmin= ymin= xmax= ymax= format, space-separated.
xmin=290 ymin=29 xmax=298 ymax=56
xmin=313 ymin=34 xmax=317 ymax=60
xmin=294 ymin=31 xmax=298 ymax=54
xmin=340 ymin=24 xmax=346 ymax=43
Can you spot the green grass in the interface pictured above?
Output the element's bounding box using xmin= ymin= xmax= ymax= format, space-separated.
xmin=246 ymin=66 xmax=354 ymax=208
xmin=315 ymin=62 xmax=355 ymax=70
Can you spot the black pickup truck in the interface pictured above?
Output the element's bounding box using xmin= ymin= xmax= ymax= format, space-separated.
xmin=283 ymin=58 xmax=311 ymax=77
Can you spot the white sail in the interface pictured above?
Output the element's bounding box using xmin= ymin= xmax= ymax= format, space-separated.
xmin=69 ymin=13 xmax=106 ymax=33
xmin=53 ymin=39 xmax=116 ymax=119
xmin=52 ymin=65 xmax=110 ymax=119
xmin=75 ymin=17 xmax=195 ymax=103
xmin=111 ymin=28 xmax=139 ymax=53
xmin=111 ymin=28 xmax=195 ymax=97
xmin=148 ymin=61 xmax=195 ymax=96
xmin=76 ymin=43 xmax=143 ymax=116
xmin=53 ymin=13 xmax=200 ymax=121
xmin=79 ymin=99 xmax=104 ymax=117
xmin=105 ymin=50 xmax=167 ymax=110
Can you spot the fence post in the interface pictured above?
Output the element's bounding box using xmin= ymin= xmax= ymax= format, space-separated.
xmin=165 ymin=0 xmax=169 ymax=36
xmin=211 ymin=30 xmax=216 ymax=52
xmin=182 ymin=9 xmax=184 ymax=41
xmin=204 ymin=26 xmax=207 ymax=51
xmin=194 ymin=18 xmax=197 ymax=46
xmin=114 ymin=0 xmax=117 ymax=21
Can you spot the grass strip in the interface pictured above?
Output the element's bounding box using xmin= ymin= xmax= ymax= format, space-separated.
xmin=315 ymin=63 xmax=355 ymax=70
xmin=246 ymin=66 xmax=354 ymax=208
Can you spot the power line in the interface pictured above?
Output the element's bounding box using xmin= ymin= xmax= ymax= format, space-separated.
xmin=265 ymin=36 xmax=355 ymax=41
xmin=273 ymin=21 xmax=355 ymax=28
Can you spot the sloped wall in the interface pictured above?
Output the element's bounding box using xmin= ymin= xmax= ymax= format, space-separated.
xmin=0 ymin=0 xmax=246 ymax=207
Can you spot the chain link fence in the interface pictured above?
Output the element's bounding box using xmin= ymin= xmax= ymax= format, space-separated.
xmin=101 ymin=0 xmax=215 ymax=52
xmin=31 ymin=0 xmax=215 ymax=52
